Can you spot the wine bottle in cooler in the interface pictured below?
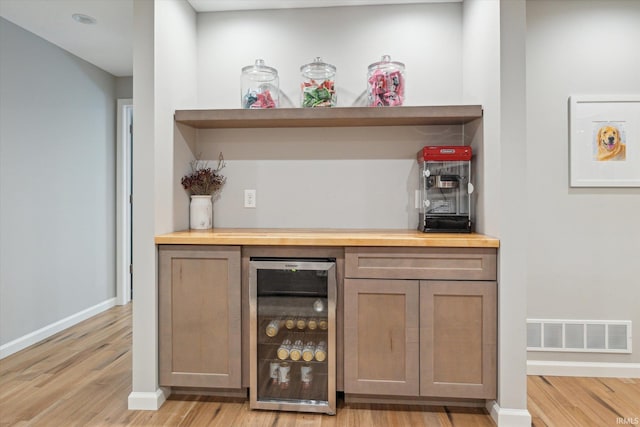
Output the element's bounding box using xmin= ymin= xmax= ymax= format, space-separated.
xmin=302 ymin=341 xmax=315 ymax=362
xmin=296 ymin=317 xmax=306 ymax=331
xmin=279 ymin=362 xmax=291 ymax=389
xmin=269 ymin=361 xmax=280 ymax=385
xmin=318 ymin=318 xmax=328 ymax=330
xmin=265 ymin=319 xmax=283 ymax=337
xmin=300 ymin=363 xmax=313 ymax=389
xmin=289 ymin=340 xmax=304 ymax=361
xmin=277 ymin=339 xmax=292 ymax=360
xmin=307 ymin=318 xmax=318 ymax=330
xmin=314 ymin=341 xmax=327 ymax=362
xmin=284 ymin=316 xmax=296 ymax=330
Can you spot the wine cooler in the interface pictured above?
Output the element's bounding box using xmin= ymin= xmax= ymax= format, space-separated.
xmin=249 ymin=258 xmax=336 ymax=414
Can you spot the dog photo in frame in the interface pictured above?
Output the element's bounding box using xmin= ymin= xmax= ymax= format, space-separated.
xmin=569 ymin=95 xmax=640 ymax=187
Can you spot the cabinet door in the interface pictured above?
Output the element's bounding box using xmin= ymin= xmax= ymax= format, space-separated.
xmin=420 ymin=281 xmax=496 ymax=399
xmin=158 ymin=245 xmax=241 ymax=388
xmin=343 ymin=279 xmax=419 ymax=396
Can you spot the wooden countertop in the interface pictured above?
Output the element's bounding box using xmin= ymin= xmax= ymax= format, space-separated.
xmin=155 ymin=228 xmax=499 ymax=248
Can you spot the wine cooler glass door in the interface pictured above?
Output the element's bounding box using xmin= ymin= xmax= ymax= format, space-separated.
xmin=249 ymin=259 xmax=336 ymax=415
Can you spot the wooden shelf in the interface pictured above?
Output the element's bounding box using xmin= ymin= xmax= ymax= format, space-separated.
xmin=174 ymin=105 xmax=482 ymax=129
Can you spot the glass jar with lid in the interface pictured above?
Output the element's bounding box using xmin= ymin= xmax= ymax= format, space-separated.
xmin=241 ymin=59 xmax=279 ymax=109
xmin=300 ymin=57 xmax=336 ymax=108
xmin=367 ymin=55 xmax=405 ymax=107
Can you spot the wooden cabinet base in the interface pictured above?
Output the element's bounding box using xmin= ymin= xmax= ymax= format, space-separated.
xmin=171 ymin=387 xmax=248 ymax=399
xmin=159 ymin=245 xmax=242 ymax=388
xmin=157 ymin=241 xmax=498 ymax=403
xmin=344 ymin=248 xmax=497 ymax=401
xmin=344 ymin=393 xmax=487 ymax=408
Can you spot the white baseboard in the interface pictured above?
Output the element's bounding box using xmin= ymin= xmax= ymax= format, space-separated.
xmin=128 ymin=389 xmax=168 ymax=410
xmin=0 ymin=298 xmax=117 ymax=359
xmin=527 ymin=360 xmax=640 ymax=378
xmin=487 ymin=400 xmax=532 ymax=427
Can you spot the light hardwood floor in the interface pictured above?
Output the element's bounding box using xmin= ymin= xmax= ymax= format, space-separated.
xmin=1 ymin=304 xmax=638 ymax=426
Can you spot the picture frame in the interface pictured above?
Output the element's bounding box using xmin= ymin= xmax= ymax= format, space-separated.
xmin=569 ymin=95 xmax=640 ymax=187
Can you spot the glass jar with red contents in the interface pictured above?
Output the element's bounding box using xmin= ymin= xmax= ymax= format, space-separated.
xmin=300 ymin=57 xmax=336 ymax=108
xmin=367 ymin=55 xmax=405 ymax=107
xmin=241 ymin=59 xmax=279 ymax=109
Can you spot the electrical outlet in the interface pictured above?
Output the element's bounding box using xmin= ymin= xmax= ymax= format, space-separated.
xmin=244 ymin=189 xmax=256 ymax=208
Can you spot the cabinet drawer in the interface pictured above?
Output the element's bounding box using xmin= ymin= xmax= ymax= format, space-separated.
xmin=345 ymin=247 xmax=496 ymax=281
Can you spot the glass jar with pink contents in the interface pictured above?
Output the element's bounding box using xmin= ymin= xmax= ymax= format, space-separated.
xmin=367 ymin=55 xmax=405 ymax=107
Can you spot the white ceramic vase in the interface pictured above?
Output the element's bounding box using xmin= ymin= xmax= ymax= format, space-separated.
xmin=189 ymin=195 xmax=213 ymax=229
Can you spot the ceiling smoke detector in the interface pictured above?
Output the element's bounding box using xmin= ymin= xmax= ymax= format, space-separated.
xmin=72 ymin=13 xmax=97 ymax=25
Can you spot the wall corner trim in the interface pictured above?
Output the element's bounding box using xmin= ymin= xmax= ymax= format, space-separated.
xmin=0 ymin=298 xmax=117 ymax=359
xmin=527 ymin=360 xmax=640 ymax=378
xmin=128 ymin=389 xmax=168 ymax=410
xmin=487 ymin=400 xmax=532 ymax=427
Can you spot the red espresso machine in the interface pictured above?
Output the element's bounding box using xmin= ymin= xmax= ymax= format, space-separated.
xmin=418 ymin=146 xmax=474 ymax=233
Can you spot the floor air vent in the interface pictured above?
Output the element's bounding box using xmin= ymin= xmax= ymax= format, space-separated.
xmin=527 ymin=319 xmax=631 ymax=353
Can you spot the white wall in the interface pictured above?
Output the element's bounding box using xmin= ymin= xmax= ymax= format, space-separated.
xmin=497 ymin=0 xmax=530 ymax=420
xmin=461 ymin=0 xmax=501 ymax=236
xmin=192 ymin=4 xmax=464 ymax=229
xmin=129 ymin=0 xmax=198 ymax=409
xmin=462 ymin=1 xmax=530 ymax=424
xmin=130 ymin=0 xmax=158 ymax=406
xmin=197 ymin=4 xmax=462 ymax=109
xmin=526 ymin=0 xmax=640 ymax=365
xmin=0 ymin=18 xmax=117 ymax=350
xmin=116 ymin=76 xmax=133 ymax=99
